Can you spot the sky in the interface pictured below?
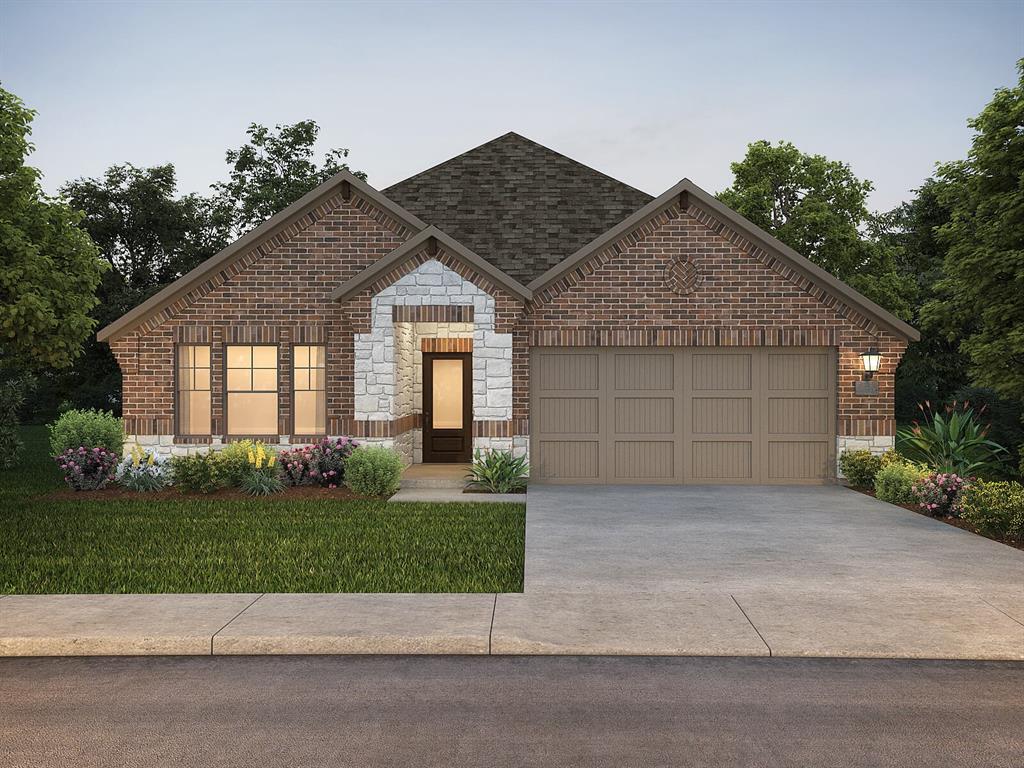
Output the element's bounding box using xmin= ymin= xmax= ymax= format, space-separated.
xmin=1 ymin=0 xmax=1022 ymax=212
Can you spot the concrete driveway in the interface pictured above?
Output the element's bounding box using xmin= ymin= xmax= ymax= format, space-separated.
xmin=523 ymin=485 xmax=1024 ymax=594
xmin=488 ymin=485 xmax=1024 ymax=658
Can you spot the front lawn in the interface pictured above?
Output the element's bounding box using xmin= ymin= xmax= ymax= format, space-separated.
xmin=0 ymin=427 xmax=525 ymax=594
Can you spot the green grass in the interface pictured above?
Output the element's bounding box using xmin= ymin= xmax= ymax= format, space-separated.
xmin=0 ymin=427 xmax=525 ymax=594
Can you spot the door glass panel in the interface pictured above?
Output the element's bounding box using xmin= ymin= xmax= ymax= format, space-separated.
xmin=432 ymin=359 xmax=463 ymax=429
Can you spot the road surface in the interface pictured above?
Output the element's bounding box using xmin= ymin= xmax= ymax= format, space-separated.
xmin=2 ymin=656 xmax=1022 ymax=767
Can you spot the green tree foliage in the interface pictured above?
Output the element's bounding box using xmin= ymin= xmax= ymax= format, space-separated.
xmin=0 ymin=86 xmax=105 ymax=373
xmin=874 ymin=179 xmax=969 ymax=420
xmin=718 ymin=140 xmax=916 ymax=319
xmin=214 ymin=120 xmax=366 ymax=232
xmin=923 ymin=59 xmax=1024 ymax=409
xmin=36 ymin=164 xmax=234 ymax=417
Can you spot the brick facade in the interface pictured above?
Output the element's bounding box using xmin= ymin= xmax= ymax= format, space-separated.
xmin=108 ymin=184 xmax=907 ymax=469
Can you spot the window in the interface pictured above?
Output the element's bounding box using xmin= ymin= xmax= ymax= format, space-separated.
xmin=177 ymin=345 xmax=211 ymax=435
xmin=226 ymin=345 xmax=278 ymax=434
xmin=293 ymin=345 xmax=326 ymax=434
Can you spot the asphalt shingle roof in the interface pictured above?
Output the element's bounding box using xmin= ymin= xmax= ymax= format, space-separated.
xmin=382 ymin=132 xmax=654 ymax=285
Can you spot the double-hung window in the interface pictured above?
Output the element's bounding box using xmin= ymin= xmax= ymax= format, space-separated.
xmin=177 ymin=346 xmax=211 ymax=435
xmin=226 ymin=345 xmax=278 ymax=434
xmin=293 ymin=345 xmax=326 ymax=434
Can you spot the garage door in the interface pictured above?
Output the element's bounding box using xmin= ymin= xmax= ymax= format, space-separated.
xmin=530 ymin=347 xmax=835 ymax=484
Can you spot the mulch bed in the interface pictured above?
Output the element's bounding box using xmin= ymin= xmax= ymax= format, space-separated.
xmin=42 ymin=485 xmax=368 ymax=502
xmin=850 ymin=486 xmax=1024 ymax=551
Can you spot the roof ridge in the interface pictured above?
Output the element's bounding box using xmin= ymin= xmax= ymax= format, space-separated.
xmin=383 ymin=131 xmax=652 ymax=198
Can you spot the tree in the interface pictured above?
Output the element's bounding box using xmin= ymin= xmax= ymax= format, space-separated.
xmin=874 ymin=179 xmax=968 ymax=421
xmin=0 ymin=85 xmax=104 ymax=374
xmin=214 ymin=120 xmax=366 ymax=232
xmin=40 ymin=164 xmax=233 ymax=417
xmin=718 ymin=140 xmax=916 ymax=319
xmin=923 ymin=60 xmax=1024 ymax=409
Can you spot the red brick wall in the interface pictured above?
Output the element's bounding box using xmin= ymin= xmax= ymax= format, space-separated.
xmin=111 ymin=191 xmax=409 ymax=437
xmin=111 ymin=194 xmax=906 ymax=441
xmin=514 ymin=202 xmax=906 ymax=436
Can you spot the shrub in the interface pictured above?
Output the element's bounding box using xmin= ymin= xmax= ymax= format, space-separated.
xmin=118 ymin=445 xmax=170 ymax=492
xmin=467 ymin=449 xmax=529 ymax=493
xmin=48 ymin=409 xmax=123 ymax=457
xmin=897 ymin=401 xmax=1006 ymax=476
xmin=170 ymin=452 xmax=225 ymax=494
xmin=54 ymin=446 xmax=119 ymax=490
xmin=279 ymin=437 xmax=357 ymax=488
xmin=911 ymin=472 xmax=969 ymax=517
xmin=839 ymin=449 xmax=882 ymax=489
xmin=874 ymin=460 xmax=929 ymax=506
xmin=0 ymin=375 xmax=35 ymax=470
xmin=960 ymin=481 xmax=1024 ymax=541
xmin=344 ymin=445 xmax=403 ymax=497
xmin=217 ymin=440 xmax=257 ymax=487
xmin=239 ymin=442 xmax=284 ymax=496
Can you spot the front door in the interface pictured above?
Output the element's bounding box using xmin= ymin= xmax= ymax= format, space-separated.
xmin=423 ymin=351 xmax=472 ymax=463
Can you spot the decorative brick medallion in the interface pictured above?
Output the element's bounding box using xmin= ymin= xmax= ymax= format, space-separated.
xmin=664 ymin=254 xmax=702 ymax=295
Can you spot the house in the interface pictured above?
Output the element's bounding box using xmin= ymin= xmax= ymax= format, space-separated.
xmin=97 ymin=133 xmax=918 ymax=484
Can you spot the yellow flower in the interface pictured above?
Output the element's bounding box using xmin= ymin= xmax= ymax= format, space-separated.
xmin=268 ymin=455 xmax=276 ymax=468
xmin=147 ymin=453 xmax=155 ymax=466
xmin=247 ymin=448 xmax=256 ymax=466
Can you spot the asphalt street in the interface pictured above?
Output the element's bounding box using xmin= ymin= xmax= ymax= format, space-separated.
xmin=2 ymin=655 xmax=1022 ymax=767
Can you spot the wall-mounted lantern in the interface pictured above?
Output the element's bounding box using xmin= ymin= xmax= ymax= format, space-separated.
xmin=859 ymin=347 xmax=881 ymax=380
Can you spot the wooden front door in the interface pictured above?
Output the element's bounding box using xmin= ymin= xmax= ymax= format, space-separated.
xmin=423 ymin=352 xmax=472 ymax=463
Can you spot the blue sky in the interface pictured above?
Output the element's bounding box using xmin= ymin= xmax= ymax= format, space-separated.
xmin=2 ymin=0 xmax=1021 ymax=211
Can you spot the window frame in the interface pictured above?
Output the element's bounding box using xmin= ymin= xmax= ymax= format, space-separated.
xmin=175 ymin=343 xmax=212 ymax=437
xmin=223 ymin=343 xmax=280 ymax=438
xmin=291 ymin=344 xmax=328 ymax=437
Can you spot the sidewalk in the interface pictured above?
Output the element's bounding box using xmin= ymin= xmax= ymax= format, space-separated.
xmin=3 ymin=587 xmax=1022 ymax=659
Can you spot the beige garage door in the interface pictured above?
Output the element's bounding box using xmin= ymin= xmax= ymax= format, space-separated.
xmin=530 ymin=347 xmax=835 ymax=484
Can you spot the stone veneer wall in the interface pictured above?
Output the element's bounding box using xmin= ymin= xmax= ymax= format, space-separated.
xmin=352 ymin=259 xmax=517 ymax=464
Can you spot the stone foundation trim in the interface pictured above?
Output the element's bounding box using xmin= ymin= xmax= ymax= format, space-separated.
xmin=421 ymin=337 xmax=473 ymax=353
xmin=528 ymin=327 xmax=839 ymax=347
xmin=393 ymin=305 xmax=474 ymax=323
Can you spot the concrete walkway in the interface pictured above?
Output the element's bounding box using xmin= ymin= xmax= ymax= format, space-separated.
xmin=2 ymin=485 xmax=1023 ymax=659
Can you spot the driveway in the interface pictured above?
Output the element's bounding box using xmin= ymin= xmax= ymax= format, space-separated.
xmin=486 ymin=485 xmax=1024 ymax=658
xmin=524 ymin=485 xmax=1024 ymax=594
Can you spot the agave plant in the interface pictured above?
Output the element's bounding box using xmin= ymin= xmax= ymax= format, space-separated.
xmin=466 ymin=449 xmax=529 ymax=493
xmin=897 ymin=401 xmax=1007 ymax=476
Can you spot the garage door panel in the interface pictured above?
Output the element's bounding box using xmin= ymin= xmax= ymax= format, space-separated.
xmin=692 ymin=353 xmax=752 ymax=390
xmin=691 ymin=397 xmax=752 ymax=435
xmin=532 ymin=346 xmax=834 ymax=485
xmin=768 ymin=353 xmax=829 ymax=390
xmin=614 ymin=397 xmax=674 ymax=434
xmin=692 ymin=441 xmax=753 ymax=480
xmin=614 ymin=441 xmax=674 ymax=479
xmin=768 ymin=397 xmax=829 ymax=435
xmin=614 ymin=353 xmax=674 ymax=390
xmin=768 ymin=441 xmax=830 ymax=480
xmin=537 ymin=397 xmax=600 ymax=434
xmin=539 ymin=353 xmax=599 ymax=391
xmin=537 ymin=441 xmax=600 ymax=479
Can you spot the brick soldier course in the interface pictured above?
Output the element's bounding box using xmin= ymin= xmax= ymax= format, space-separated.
xmin=98 ymin=133 xmax=918 ymax=480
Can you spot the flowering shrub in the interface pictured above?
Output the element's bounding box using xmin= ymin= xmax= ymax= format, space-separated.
xmin=118 ymin=445 xmax=169 ymax=492
xmin=240 ymin=442 xmax=283 ymax=496
xmin=54 ymin=446 xmax=119 ymax=490
xmin=279 ymin=437 xmax=357 ymax=489
xmin=217 ymin=440 xmax=259 ymax=487
xmin=912 ymin=473 xmax=970 ymax=517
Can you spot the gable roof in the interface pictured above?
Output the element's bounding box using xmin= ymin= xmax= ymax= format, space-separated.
xmin=96 ymin=170 xmax=431 ymax=342
xmin=529 ymin=178 xmax=920 ymax=342
xmin=383 ymin=132 xmax=653 ymax=285
xmin=329 ymin=225 xmax=532 ymax=303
